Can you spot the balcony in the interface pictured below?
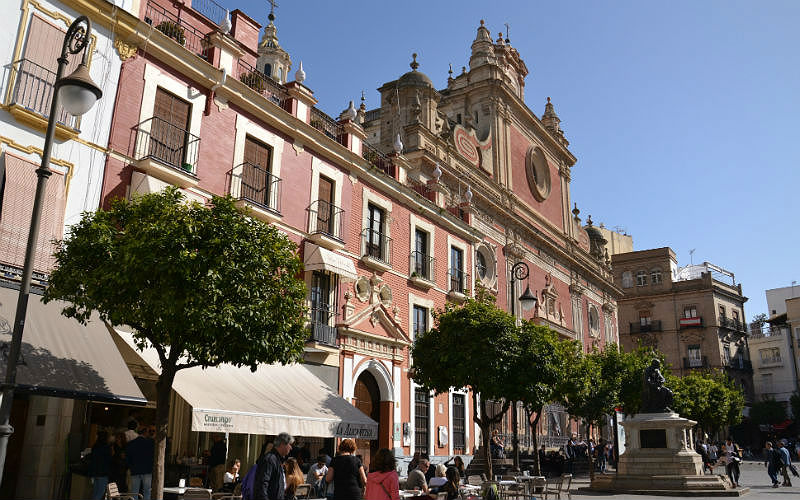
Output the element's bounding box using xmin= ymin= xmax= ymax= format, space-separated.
xmin=361 ymin=228 xmax=392 ymax=272
xmin=191 ymin=0 xmax=227 ymax=25
xmin=308 ymin=306 xmax=338 ymax=347
xmin=227 ymin=162 xmax=281 ymax=223
xmin=727 ymin=358 xmax=753 ymax=371
xmin=134 ymin=117 xmax=200 ymax=188
xmin=310 ymin=107 xmax=345 ymax=146
xmin=409 ymin=251 xmax=435 ymax=289
xmin=448 ymin=268 xmax=470 ymax=302
xmin=719 ymin=316 xmax=747 ymax=332
xmin=7 ymin=59 xmax=78 ymax=139
xmin=145 ymin=1 xmax=211 ymax=59
xmin=407 ymin=178 xmax=437 ymax=203
xmin=629 ymin=320 xmax=662 ymax=334
xmin=362 ymin=142 xmax=395 ymax=177
xmin=682 ymin=356 xmax=709 ymax=369
xmin=236 ymin=59 xmax=290 ymax=110
xmin=679 ymin=316 xmax=703 ymax=329
xmin=306 ymin=200 xmax=345 ymax=250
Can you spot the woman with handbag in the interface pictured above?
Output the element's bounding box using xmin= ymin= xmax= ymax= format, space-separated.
xmin=364 ymin=448 xmax=399 ymax=500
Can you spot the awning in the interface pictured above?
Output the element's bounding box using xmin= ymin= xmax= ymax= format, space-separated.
xmin=304 ymin=243 xmax=358 ymax=281
xmin=114 ymin=329 xmax=377 ymax=439
xmin=0 ymin=285 xmax=146 ymax=404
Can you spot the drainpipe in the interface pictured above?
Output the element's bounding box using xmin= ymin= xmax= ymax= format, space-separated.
xmin=205 ymin=68 xmax=226 ymax=116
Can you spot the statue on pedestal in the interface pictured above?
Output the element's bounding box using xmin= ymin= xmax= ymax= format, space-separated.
xmin=641 ymin=359 xmax=674 ymax=413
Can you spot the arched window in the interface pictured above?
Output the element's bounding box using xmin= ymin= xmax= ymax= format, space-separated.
xmin=277 ymin=67 xmax=283 ymax=82
xmin=621 ymin=271 xmax=633 ymax=288
xmin=650 ymin=268 xmax=662 ymax=284
xmin=264 ymin=63 xmax=272 ymax=77
xmin=636 ymin=270 xmax=647 ymax=286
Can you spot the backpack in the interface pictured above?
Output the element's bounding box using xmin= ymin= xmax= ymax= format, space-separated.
xmin=240 ymin=463 xmax=259 ymax=500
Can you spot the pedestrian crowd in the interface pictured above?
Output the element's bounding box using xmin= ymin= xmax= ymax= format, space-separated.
xmin=86 ymin=420 xmax=155 ymax=500
xmin=696 ymin=436 xmax=800 ymax=489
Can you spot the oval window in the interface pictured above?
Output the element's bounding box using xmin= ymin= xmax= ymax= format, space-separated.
xmin=525 ymin=146 xmax=551 ymax=202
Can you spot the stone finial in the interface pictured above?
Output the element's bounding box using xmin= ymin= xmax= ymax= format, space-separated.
xmin=586 ymin=215 xmax=593 ymax=227
xmin=572 ymin=203 xmax=581 ymax=224
xmin=464 ymin=186 xmax=473 ymax=203
xmin=432 ymin=163 xmax=442 ymax=181
xmin=410 ymin=53 xmax=419 ymax=71
xmin=542 ymin=96 xmax=567 ymax=145
xmin=294 ymin=61 xmax=305 ymax=83
xmin=219 ymin=9 xmax=231 ymax=34
xmin=343 ymin=100 xmax=357 ymax=121
xmin=393 ymin=133 xmax=403 ymax=154
xmin=360 ymin=90 xmax=367 ymax=110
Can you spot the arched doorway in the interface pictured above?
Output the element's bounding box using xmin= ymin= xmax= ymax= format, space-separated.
xmin=353 ymin=370 xmax=380 ymax=468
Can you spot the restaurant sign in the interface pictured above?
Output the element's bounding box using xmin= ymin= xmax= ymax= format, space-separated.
xmin=192 ymin=409 xmax=378 ymax=439
xmin=334 ymin=422 xmax=378 ymax=440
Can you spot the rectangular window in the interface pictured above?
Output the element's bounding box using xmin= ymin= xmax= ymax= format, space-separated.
xmin=150 ymin=87 xmax=192 ymax=168
xmin=309 ymin=270 xmax=338 ymax=345
xmin=732 ymin=310 xmax=740 ymax=323
xmin=450 ymin=246 xmax=464 ymax=292
xmin=636 ymin=271 xmax=647 ymax=286
xmin=687 ymin=345 xmax=702 ymax=367
xmin=759 ymin=347 xmax=781 ymax=364
xmin=723 ymin=345 xmax=731 ymax=363
xmin=761 ymin=373 xmax=774 ymax=394
xmin=650 ymin=269 xmax=662 ymax=284
xmin=412 ymin=305 xmax=428 ymax=338
xmin=413 ymin=229 xmax=430 ymax=279
xmin=684 ymin=306 xmax=698 ymax=318
xmin=241 ymin=136 xmax=274 ymax=208
xmin=639 ymin=310 xmax=652 ymax=326
xmin=414 ymin=388 xmax=429 ymax=455
xmin=452 ymin=394 xmax=466 ymax=453
xmin=315 ymin=176 xmax=335 ymax=235
xmin=365 ymin=204 xmax=385 ymax=259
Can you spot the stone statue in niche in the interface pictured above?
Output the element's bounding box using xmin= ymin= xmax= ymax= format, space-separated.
xmin=641 ymin=359 xmax=674 ymax=413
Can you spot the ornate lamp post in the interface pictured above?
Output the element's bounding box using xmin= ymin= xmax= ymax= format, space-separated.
xmin=509 ymin=261 xmax=537 ymax=471
xmin=0 ymin=15 xmax=102 ymax=485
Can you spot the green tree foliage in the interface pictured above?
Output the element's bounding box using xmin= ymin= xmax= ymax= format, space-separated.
xmin=669 ymin=371 xmax=745 ymax=435
xmin=749 ymin=399 xmax=788 ymax=426
xmin=410 ymin=290 xmax=519 ymax=478
xmin=791 ymin=393 xmax=800 ymax=422
xmin=507 ymin=322 xmax=579 ymax=475
xmin=44 ymin=188 xmax=307 ymax=499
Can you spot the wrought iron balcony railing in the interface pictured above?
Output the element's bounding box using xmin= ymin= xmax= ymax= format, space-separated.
xmin=309 ymin=305 xmax=338 ymax=347
xmin=362 ymin=141 xmax=395 ymax=177
xmin=227 ymin=162 xmax=281 ymax=213
xmin=449 ymin=268 xmax=470 ymax=295
xmin=683 ymin=356 xmax=709 ymax=369
xmin=629 ymin=320 xmax=663 ymax=334
xmin=236 ymin=59 xmax=289 ymax=109
xmin=361 ymin=228 xmax=392 ymax=265
xmin=310 ymin=107 xmax=345 ymax=145
xmin=191 ymin=0 xmax=227 ymax=25
xmin=410 ymin=251 xmax=435 ymax=282
xmin=134 ymin=116 xmax=200 ymax=175
xmin=306 ymin=199 xmax=345 ymax=241
xmin=9 ymin=58 xmax=76 ymax=129
xmin=727 ymin=358 xmax=753 ymax=371
xmin=719 ymin=316 xmax=746 ymax=332
xmin=145 ymin=1 xmax=211 ymax=59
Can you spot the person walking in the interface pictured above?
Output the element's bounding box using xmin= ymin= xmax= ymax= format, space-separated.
xmin=765 ymin=442 xmax=782 ymax=488
xmin=326 ymin=438 xmax=367 ymax=500
xmin=364 ymin=448 xmax=400 ymax=500
xmin=88 ymin=430 xmax=112 ymax=500
xmin=778 ymin=440 xmax=793 ymax=487
xmin=723 ymin=438 xmax=741 ymax=487
xmin=126 ymin=427 xmax=154 ymax=500
xmin=255 ymin=432 xmax=294 ymax=500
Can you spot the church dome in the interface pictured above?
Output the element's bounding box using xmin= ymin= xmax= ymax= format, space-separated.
xmin=398 ymin=53 xmax=433 ymax=88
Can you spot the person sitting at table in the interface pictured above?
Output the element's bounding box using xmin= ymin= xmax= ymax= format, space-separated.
xmin=364 ymin=448 xmax=399 ymax=500
xmin=307 ymin=455 xmax=328 ymax=496
xmin=284 ymin=457 xmax=304 ymax=499
xmin=406 ymin=457 xmax=429 ymax=494
xmin=221 ymin=458 xmax=240 ymax=492
xmin=428 ymin=464 xmax=448 ymax=490
xmin=491 ymin=430 xmax=505 ymax=459
xmin=452 ymin=456 xmax=465 ymax=479
xmin=440 ymin=467 xmax=461 ymax=500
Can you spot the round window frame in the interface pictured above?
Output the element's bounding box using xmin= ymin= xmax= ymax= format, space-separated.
xmin=474 ymin=243 xmax=497 ymax=288
xmin=588 ymin=305 xmax=600 ymax=335
xmin=525 ymin=146 xmax=552 ymax=202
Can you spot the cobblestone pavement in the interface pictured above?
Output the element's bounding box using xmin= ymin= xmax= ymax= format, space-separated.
xmin=569 ymin=461 xmax=797 ymax=499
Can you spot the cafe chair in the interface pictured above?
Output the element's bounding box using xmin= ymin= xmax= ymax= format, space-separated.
xmin=105 ymin=482 xmax=142 ymax=500
xmin=183 ymin=488 xmax=212 ymax=499
xmin=189 ymin=477 xmax=205 ymax=487
xmin=295 ymin=484 xmax=312 ymax=499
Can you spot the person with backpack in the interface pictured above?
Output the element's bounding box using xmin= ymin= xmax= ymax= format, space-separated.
xmin=251 ymin=432 xmax=294 ymax=500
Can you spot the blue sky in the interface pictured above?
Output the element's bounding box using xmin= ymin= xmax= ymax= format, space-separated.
xmin=231 ymin=0 xmax=800 ymax=318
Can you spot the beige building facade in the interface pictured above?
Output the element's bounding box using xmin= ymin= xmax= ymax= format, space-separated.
xmin=612 ymin=248 xmax=754 ymax=402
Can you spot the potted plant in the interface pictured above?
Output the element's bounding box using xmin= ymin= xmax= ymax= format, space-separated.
xmin=181 ymin=162 xmax=193 ymax=173
xmin=155 ymin=20 xmax=186 ymax=46
xmin=239 ymin=72 xmax=266 ymax=93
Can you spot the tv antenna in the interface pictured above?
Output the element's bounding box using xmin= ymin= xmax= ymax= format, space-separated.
xmin=689 ymin=248 xmax=696 ymax=266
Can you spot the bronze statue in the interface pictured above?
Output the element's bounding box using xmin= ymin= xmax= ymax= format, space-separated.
xmin=641 ymin=359 xmax=674 ymax=413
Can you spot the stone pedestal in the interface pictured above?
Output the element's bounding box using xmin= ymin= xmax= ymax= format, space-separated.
xmin=588 ymin=412 xmax=747 ymax=496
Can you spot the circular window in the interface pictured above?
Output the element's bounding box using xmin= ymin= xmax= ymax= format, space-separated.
xmin=525 ymin=146 xmax=551 ymax=202
xmin=475 ymin=252 xmax=487 ymax=280
xmin=474 ymin=244 xmax=497 ymax=287
xmin=588 ymin=305 xmax=600 ymax=335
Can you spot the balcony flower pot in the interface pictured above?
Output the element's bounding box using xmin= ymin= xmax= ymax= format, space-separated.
xmin=181 ymin=162 xmax=193 ymax=173
xmin=155 ymin=21 xmax=186 ymax=46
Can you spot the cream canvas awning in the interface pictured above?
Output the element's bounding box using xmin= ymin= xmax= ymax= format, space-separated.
xmin=114 ymin=329 xmax=377 ymax=439
xmin=304 ymin=243 xmax=358 ymax=281
xmin=0 ymin=286 xmax=146 ymax=404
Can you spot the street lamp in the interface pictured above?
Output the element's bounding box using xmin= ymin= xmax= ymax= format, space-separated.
xmin=511 ymin=261 xmax=538 ymax=313
xmin=0 ymin=15 xmax=101 ymax=486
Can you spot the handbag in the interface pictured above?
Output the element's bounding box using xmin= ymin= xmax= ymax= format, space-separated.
xmin=790 ymin=464 xmax=799 ymax=477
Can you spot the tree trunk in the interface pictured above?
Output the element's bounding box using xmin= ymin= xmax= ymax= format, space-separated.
xmin=474 ymin=396 xmax=494 ymax=480
xmin=512 ymin=401 xmax=519 ymax=472
xmin=153 ymin=366 xmax=176 ymax=500
xmin=528 ymin=408 xmax=542 ymax=476
xmin=586 ymin=422 xmax=594 ymax=481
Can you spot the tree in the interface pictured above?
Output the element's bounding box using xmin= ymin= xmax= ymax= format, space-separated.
xmin=506 ymin=322 xmax=579 ymax=476
xmin=749 ymin=399 xmax=788 ymax=426
xmin=410 ymin=290 xmax=519 ymax=478
xmin=669 ymin=371 xmax=744 ymax=437
xmin=750 ymin=313 xmax=768 ymax=333
xmin=791 ymin=393 xmax=800 ymax=422
xmin=44 ymin=188 xmax=307 ymax=500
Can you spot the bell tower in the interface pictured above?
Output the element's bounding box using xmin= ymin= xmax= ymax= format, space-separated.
xmin=256 ymin=1 xmax=291 ymax=83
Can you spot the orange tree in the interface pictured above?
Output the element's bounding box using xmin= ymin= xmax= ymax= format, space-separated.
xmin=44 ymin=188 xmax=307 ymax=500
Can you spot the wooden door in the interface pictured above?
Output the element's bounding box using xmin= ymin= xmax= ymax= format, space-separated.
xmin=151 ymin=88 xmax=191 ymax=167
xmin=353 ymin=372 xmax=380 ymax=470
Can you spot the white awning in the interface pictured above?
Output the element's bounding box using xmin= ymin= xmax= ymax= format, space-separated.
xmin=0 ymin=286 xmax=146 ymax=404
xmin=114 ymin=329 xmax=377 ymax=439
xmin=304 ymin=243 xmax=358 ymax=281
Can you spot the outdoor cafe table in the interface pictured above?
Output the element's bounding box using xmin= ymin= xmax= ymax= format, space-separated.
xmin=515 ymin=475 xmax=546 ymax=494
xmin=163 ymin=486 xmax=212 ymax=498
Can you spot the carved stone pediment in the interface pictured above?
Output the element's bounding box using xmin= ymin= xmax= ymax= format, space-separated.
xmin=339 ymin=300 xmax=410 ymax=345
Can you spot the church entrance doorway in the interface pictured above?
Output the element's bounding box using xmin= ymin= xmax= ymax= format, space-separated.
xmin=353 ymin=370 xmax=380 ymax=469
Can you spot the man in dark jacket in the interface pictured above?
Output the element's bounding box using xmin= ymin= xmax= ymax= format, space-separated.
xmin=254 ymin=432 xmax=294 ymax=500
xmin=126 ymin=428 xmax=155 ymax=500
